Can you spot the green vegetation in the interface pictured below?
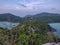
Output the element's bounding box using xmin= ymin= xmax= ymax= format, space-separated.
xmin=0 ymin=29 xmax=8 ymax=45
xmin=0 ymin=13 xmax=22 ymax=22
xmin=0 ymin=20 xmax=59 ymax=45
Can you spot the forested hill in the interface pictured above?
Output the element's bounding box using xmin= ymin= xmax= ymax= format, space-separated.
xmin=0 ymin=12 xmax=60 ymax=23
xmin=0 ymin=13 xmax=22 ymax=22
xmin=23 ymin=12 xmax=60 ymax=23
xmin=0 ymin=20 xmax=59 ymax=45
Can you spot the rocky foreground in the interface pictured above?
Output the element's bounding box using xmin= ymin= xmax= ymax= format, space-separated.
xmin=43 ymin=42 xmax=60 ymax=45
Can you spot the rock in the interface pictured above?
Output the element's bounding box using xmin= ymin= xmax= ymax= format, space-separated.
xmin=42 ymin=42 xmax=60 ymax=45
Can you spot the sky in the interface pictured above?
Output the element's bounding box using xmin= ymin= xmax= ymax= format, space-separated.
xmin=0 ymin=0 xmax=60 ymax=17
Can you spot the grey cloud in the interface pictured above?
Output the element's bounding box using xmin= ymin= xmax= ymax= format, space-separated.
xmin=0 ymin=0 xmax=60 ymax=17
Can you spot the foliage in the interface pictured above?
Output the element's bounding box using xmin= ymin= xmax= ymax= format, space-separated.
xmin=0 ymin=20 xmax=58 ymax=45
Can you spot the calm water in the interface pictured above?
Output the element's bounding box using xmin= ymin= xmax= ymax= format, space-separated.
xmin=0 ymin=22 xmax=19 ymax=30
xmin=49 ymin=23 xmax=60 ymax=37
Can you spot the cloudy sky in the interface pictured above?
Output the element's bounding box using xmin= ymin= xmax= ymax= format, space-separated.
xmin=0 ymin=0 xmax=60 ymax=17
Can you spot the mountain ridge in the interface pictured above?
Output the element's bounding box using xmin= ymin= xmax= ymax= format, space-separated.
xmin=0 ymin=13 xmax=22 ymax=22
xmin=0 ymin=12 xmax=60 ymax=23
xmin=23 ymin=12 xmax=60 ymax=23
xmin=25 ymin=12 xmax=60 ymax=17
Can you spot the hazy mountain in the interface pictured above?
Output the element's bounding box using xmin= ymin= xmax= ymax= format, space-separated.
xmin=0 ymin=12 xmax=60 ymax=23
xmin=0 ymin=13 xmax=22 ymax=22
xmin=34 ymin=12 xmax=60 ymax=16
xmin=24 ymin=12 xmax=60 ymax=23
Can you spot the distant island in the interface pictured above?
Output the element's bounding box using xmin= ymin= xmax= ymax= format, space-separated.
xmin=0 ymin=12 xmax=60 ymax=23
xmin=0 ymin=13 xmax=22 ymax=22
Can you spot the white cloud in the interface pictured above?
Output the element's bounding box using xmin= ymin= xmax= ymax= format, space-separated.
xmin=0 ymin=0 xmax=60 ymax=17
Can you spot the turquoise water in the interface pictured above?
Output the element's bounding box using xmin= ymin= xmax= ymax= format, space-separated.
xmin=49 ymin=23 xmax=60 ymax=37
xmin=0 ymin=22 xmax=19 ymax=30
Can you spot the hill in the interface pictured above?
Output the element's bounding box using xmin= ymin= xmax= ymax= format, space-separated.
xmin=0 ymin=12 xmax=60 ymax=23
xmin=0 ymin=20 xmax=58 ymax=45
xmin=23 ymin=12 xmax=60 ymax=23
xmin=0 ymin=13 xmax=22 ymax=22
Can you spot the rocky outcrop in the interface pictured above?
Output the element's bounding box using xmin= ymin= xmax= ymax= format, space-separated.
xmin=42 ymin=42 xmax=60 ymax=45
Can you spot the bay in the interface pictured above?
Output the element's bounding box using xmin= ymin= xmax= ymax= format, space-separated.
xmin=0 ymin=22 xmax=19 ymax=30
xmin=49 ymin=23 xmax=60 ymax=37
